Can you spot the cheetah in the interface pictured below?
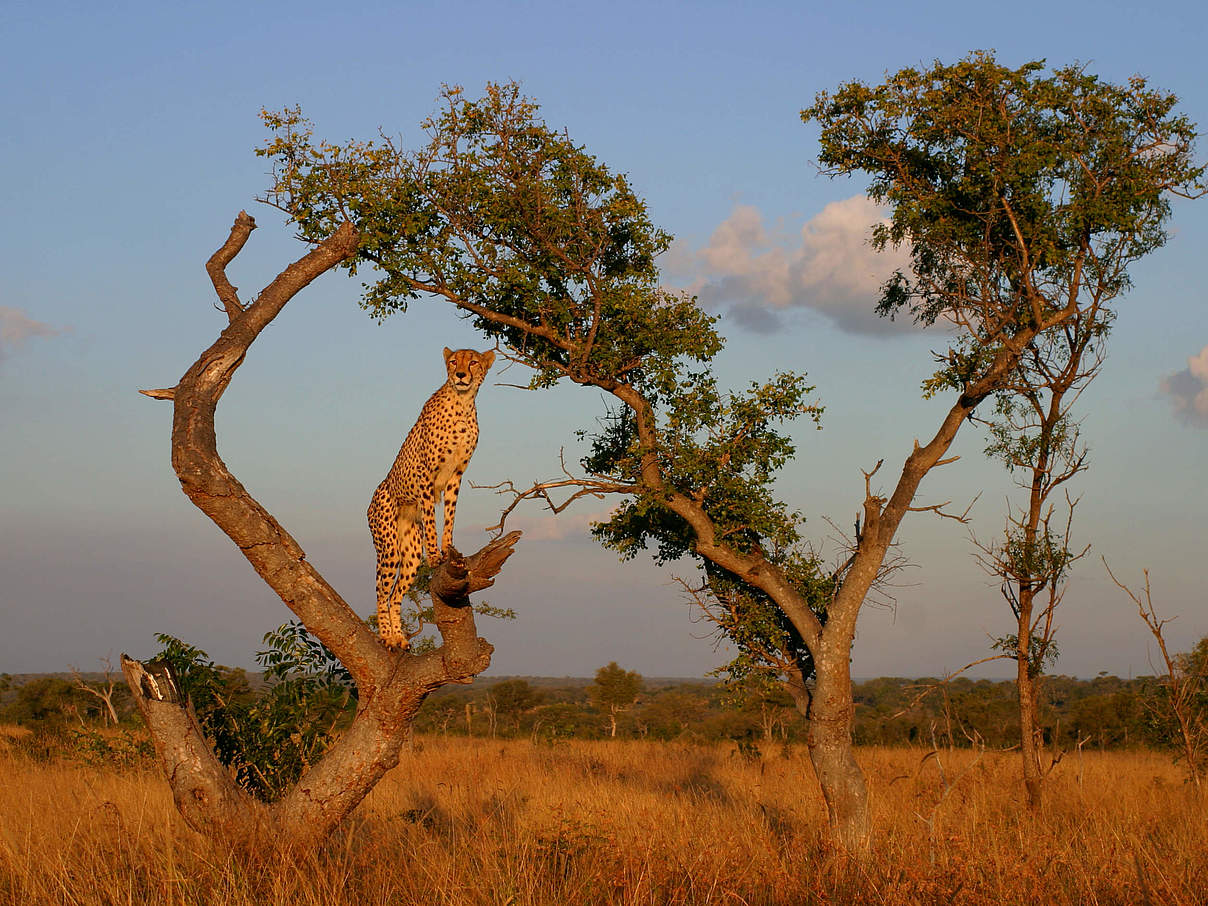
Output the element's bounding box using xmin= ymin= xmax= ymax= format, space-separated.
xmin=368 ymin=347 xmax=495 ymax=649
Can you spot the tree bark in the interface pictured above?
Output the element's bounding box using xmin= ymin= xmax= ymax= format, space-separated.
xmin=806 ymin=641 xmax=870 ymax=851
xmin=127 ymin=212 xmax=521 ymax=851
xmin=1016 ymin=625 xmax=1044 ymax=809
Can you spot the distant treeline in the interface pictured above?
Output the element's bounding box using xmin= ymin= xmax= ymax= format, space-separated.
xmin=410 ymin=673 xmax=1179 ymax=752
xmin=0 ymin=669 xmax=1186 ymax=754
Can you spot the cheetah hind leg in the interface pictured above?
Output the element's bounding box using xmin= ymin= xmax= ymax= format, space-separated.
xmin=370 ymin=490 xmax=410 ymax=650
xmin=384 ymin=508 xmax=425 ymax=650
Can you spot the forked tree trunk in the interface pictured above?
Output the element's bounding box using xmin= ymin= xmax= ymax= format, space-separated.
xmin=791 ymin=384 xmax=1021 ymax=852
xmin=127 ymin=212 xmax=521 ymax=851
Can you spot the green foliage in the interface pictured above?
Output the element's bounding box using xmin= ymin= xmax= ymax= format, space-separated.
xmin=152 ymin=626 xmax=355 ymax=801
xmin=804 ymin=51 xmax=1203 ymax=406
xmin=991 ymin=634 xmax=1061 ymax=678
xmin=985 ymin=398 xmax=1077 ymax=476
xmin=996 ymin=525 xmax=1080 ymax=593
xmin=490 ymin=679 xmax=543 ymax=716
xmin=405 ymin=671 xmax=1197 ymax=750
xmin=1 ymin=677 xmax=89 ymax=727
xmin=588 ymin=371 xmax=820 ymax=563
xmin=589 ymin=663 xmax=643 ymax=711
xmin=487 ymin=679 xmax=544 ymax=734
xmin=258 ymin=84 xmax=721 ymax=389
xmin=1181 ymin=636 xmax=1208 ymax=686
xmin=702 ymin=550 xmax=833 ymax=689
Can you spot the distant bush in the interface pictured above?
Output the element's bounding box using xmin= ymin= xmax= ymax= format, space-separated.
xmin=64 ymin=728 xmax=155 ymax=770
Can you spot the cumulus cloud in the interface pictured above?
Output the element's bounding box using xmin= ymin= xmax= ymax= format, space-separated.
xmin=1159 ymin=344 xmax=1208 ymax=427
xmin=670 ymin=196 xmax=914 ymax=335
xmin=0 ymin=307 xmax=67 ymax=361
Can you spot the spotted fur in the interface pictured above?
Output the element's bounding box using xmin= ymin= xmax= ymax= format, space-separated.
xmin=368 ymin=348 xmax=495 ymax=649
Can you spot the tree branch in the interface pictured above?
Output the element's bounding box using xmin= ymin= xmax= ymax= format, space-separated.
xmin=206 ymin=210 xmax=257 ymax=322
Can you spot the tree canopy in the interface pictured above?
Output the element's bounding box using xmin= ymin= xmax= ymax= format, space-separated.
xmin=804 ymin=52 xmax=1203 ymax=339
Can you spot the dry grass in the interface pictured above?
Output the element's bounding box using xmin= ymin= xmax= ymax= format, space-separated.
xmin=1 ymin=735 xmax=1204 ymax=905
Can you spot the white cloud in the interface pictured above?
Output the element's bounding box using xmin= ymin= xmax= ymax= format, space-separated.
xmin=1159 ymin=343 xmax=1208 ymax=427
xmin=669 ymin=196 xmax=913 ymax=335
xmin=0 ymin=307 xmax=67 ymax=360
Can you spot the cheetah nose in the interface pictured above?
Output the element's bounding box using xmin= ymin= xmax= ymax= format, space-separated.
xmin=456 ymin=371 xmax=467 ymax=379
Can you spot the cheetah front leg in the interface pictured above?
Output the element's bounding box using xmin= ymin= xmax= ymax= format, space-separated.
xmin=441 ymin=468 xmax=465 ymax=555
xmin=420 ymin=483 xmax=442 ymax=567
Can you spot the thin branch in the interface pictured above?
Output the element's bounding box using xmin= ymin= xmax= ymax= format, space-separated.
xmin=906 ymin=493 xmax=980 ymax=524
xmin=477 ymin=474 xmax=635 ymax=536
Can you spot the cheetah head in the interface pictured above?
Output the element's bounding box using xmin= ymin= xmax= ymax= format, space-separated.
xmin=443 ymin=347 xmax=495 ymax=394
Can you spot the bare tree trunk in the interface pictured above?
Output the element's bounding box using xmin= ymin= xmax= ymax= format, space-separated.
xmin=127 ymin=212 xmax=522 ymax=851
xmin=1016 ymin=588 xmax=1044 ymax=810
xmin=1017 ymin=655 xmax=1043 ymax=808
xmin=806 ymin=637 xmax=869 ymax=852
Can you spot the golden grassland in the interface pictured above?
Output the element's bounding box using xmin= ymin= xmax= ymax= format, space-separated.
xmin=0 ymin=734 xmax=1204 ymax=906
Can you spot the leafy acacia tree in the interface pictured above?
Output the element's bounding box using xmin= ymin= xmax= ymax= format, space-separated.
xmin=258 ymin=59 xmax=1200 ymax=849
xmin=589 ymin=662 xmax=643 ymax=737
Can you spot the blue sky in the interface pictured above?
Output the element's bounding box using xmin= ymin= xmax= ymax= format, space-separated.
xmin=1 ymin=0 xmax=1205 ymax=679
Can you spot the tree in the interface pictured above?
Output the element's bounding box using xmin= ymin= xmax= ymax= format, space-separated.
xmin=2 ymin=676 xmax=84 ymax=726
xmin=70 ymin=657 xmax=127 ymax=726
xmin=975 ymin=316 xmax=1103 ymax=807
xmin=1108 ymin=566 xmax=1208 ymax=787
xmin=128 ymin=210 xmax=522 ymax=852
xmin=257 ymin=63 xmax=1201 ymax=851
xmin=589 ymin=662 xmax=643 ymax=737
xmin=794 ymin=52 xmax=1201 ymax=840
xmin=488 ymin=679 xmax=543 ymax=735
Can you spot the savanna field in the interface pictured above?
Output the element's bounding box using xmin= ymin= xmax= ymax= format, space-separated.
xmin=1 ymin=734 xmax=1204 ymax=906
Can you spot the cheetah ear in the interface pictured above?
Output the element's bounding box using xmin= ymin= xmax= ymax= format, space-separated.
xmin=443 ymin=347 xmax=454 ymax=363
xmin=481 ymin=350 xmax=496 ymax=371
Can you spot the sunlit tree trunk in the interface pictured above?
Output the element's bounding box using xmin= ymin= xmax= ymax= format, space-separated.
xmin=806 ymin=641 xmax=869 ymax=850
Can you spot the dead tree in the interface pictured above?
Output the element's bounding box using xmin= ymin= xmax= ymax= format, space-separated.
xmin=126 ymin=211 xmax=520 ymax=851
xmin=70 ymin=656 xmax=123 ymax=725
xmin=1107 ymin=563 xmax=1206 ymax=788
